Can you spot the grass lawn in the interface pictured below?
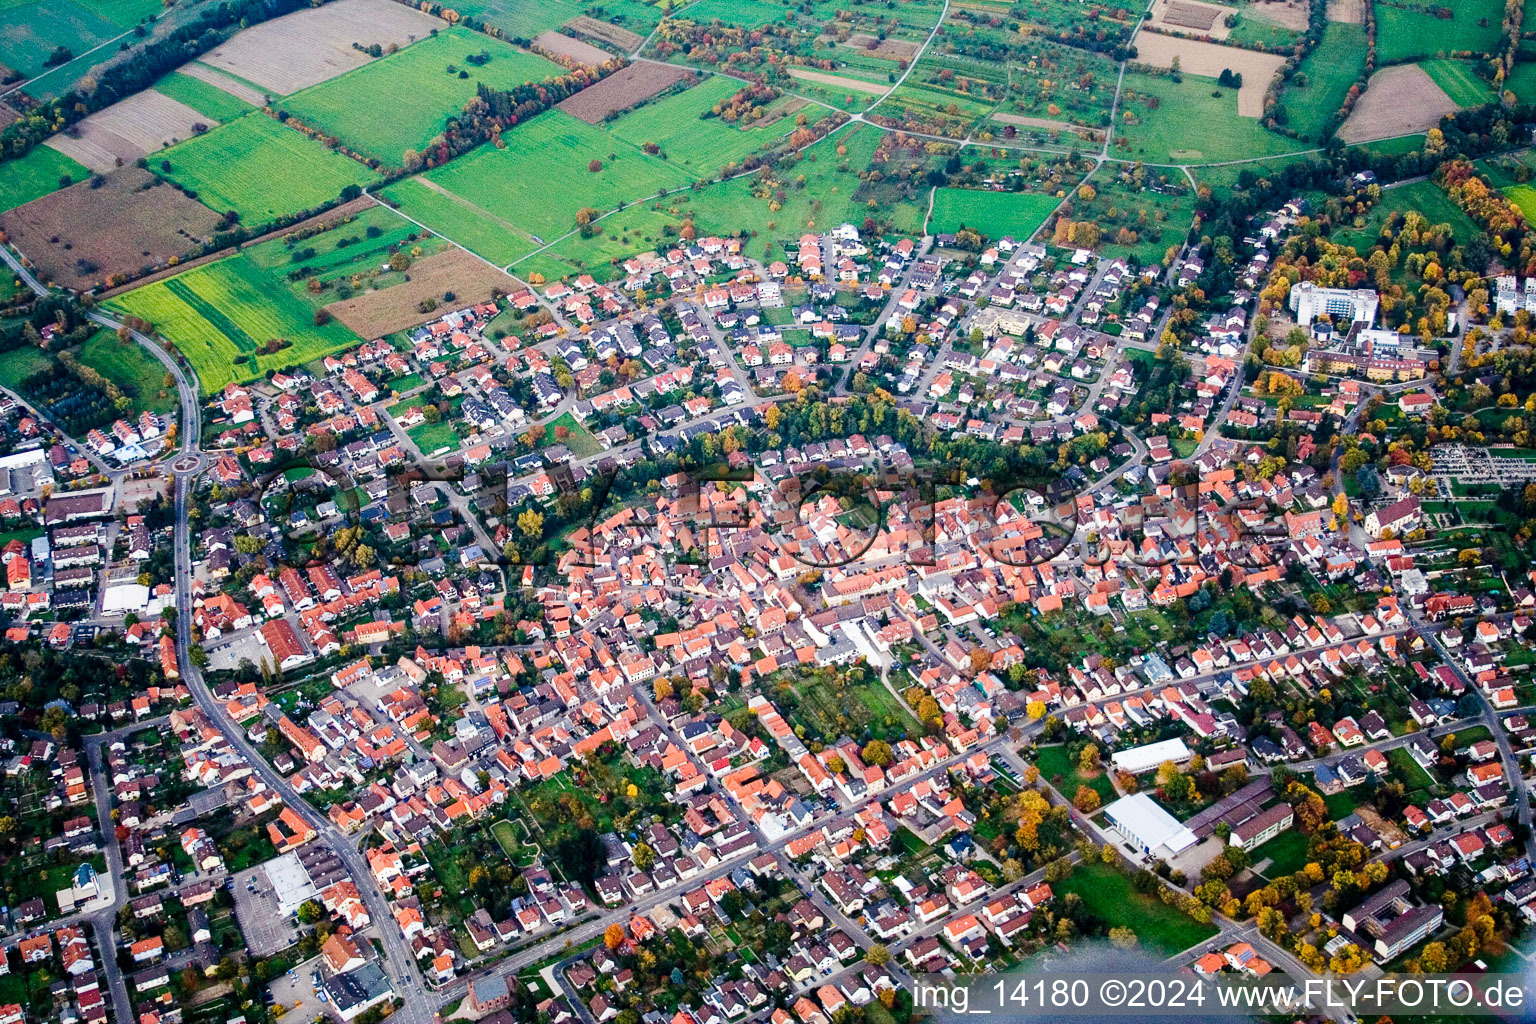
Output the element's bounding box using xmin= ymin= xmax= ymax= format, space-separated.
xmin=1033 ymin=744 xmax=1116 ymax=804
xmin=1421 ymin=58 xmax=1497 ymax=106
xmin=155 ymin=113 xmax=379 ymax=226
xmin=105 ymin=253 xmax=362 ymax=395
xmin=75 ymin=330 xmax=176 ymax=414
xmin=417 ymin=109 xmax=690 ymax=256
xmin=1252 ymin=829 xmax=1310 ymax=877
xmin=928 ymin=188 xmax=1058 ymax=241
xmin=153 ymin=70 xmax=255 ymax=122
xmin=542 ymin=410 xmax=600 ymax=457
xmin=1330 ymin=179 xmax=1477 ymax=250
xmin=1056 ymin=861 xmax=1217 ymax=955
xmin=1387 ymin=745 xmax=1439 ymax=790
xmin=1504 ymin=183 xmax=1536 ymax=222
xmin=0 ymin=346 xmax=55 ymax=391
xmin=605 ymin=74 xmax=815 ymax=176
xmin=281 ymin=28 xmax=562 ymax=166
xmin=1115 ymin=70 xmax=1304 ymax=164
xmin=1508 ymin=60 xmax=1536 ymax=103
xmin=0 ymin=145 xmax=89 ymax=214
xmin=1374 ymin=0 xmax=1504 ymax=63
xmin=1323 ymin=789 xmax=1361 ymax=819
xmin=1279 ymin=23 xmax=1367 ymax=141
xmin=409 ymin=420 xmax=460 ymax=455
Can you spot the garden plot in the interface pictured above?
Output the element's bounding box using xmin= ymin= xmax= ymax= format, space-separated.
xmin=0 ymin=167 xmax=222 ymax=290
xmin=43 ymin=90 xmax=215 ymax=173
xmin=533 ymin=30 xmax=612 ymax=65
xmin=563 ymin=15 xmax=644 ymax=52
xmin=556 ymin=61 xmax=690 ymax=122
xmin=198 ymin=0 xmax=443 ymax=95
xmin=1145 ymin=0 xmax=1237 ymax=38
xmin=1129 ymin=31 xmax=1285 ymax=115
xmin=1337 ymin=63 xmax=1459 ymax=142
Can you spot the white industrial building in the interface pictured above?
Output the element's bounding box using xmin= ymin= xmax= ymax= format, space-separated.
xmin=1104 ymin=793 xmax=1199 ymax=860
xmin=1289 ymin=282 xmax=1379 ymax=327
xmin=1109 ymin=737 xmax=1193 ymax=775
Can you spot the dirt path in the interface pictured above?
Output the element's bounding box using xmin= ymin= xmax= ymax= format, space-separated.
xmin=787 ymin=67 xmax=887 ymax=95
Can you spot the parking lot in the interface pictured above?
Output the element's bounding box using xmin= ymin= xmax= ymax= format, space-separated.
xmin=267 ymin=954 xmax=327 ymax=1023
xmin=231 ymin=865 xmax=300 ymax=956
xmin=206 ymin=628 xmax=268 ymax=673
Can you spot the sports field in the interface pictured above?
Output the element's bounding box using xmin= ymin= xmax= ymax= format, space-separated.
xmin=605 ymin=75 xmax=811 ymax=175
xmin=156 ymin=113 xmax=379 ymax=225
xmin=0 ymin=145 xmax=88 ymax=214
xmin=1279 ymin=23 xmax=1366 ymax=141
xmin=1374 ymin=0 xmax=1503 ymax=63
xmin=928 ymin=188 xmax=1058 ymax=241
xmin=106 ymin=254 xmax=362 ymax=394
xmin=280 ymin=28 xmax=563 ymax=166
xmin=417 ymin=110 xmax=690 ymax=248
xmin=1420 ymin=58 xmax=1496 ymax=106
xmin=153 ymin=71 xmax=257 ymax=123
xmin=1116 ymin=70 xmax=1302 ymax=164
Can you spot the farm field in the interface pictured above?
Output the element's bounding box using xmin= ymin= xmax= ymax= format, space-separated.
xmin=1115 ymin=70 xmax=1302 ymax=164
xmin=928 ymin=188 xmax=1059 ymax=241
xmin=517 ymin=204 xmax=685 ymax=282
xmin=43 ymin=89 xmax=217 ymax=174
xmin=0 ymin=0 xmax=123 ymax=80
xmin=280 ymin=28 xmax=563 ymax=166
xmin=1056 ymin=862 xmax=1218 ymax=955
xmin=0 ymin=167 xmax=223 ymax=291
xmin=105 ymin=253 xmax=362 ymax=394
xmin=380 ymin=177 xmax=534 ymax=267
xmin=75 ymin=330 xmax=176 ymax=415
xmin=1330 ymin=179 xmax=1477 ymax=250
xmin=1226 ymin=4 xmax=1305 ymax=47
xmin=0 ymin=145 xmax=88 ymax=214
xmin=198 ymin=0 xmax=443 ymax=95
xmin=322 ymin=247 xmax=519 ymax=338
xmin=1338 ymin=63 xmax=1459 ymax=142
xmin=153 ymin=70 xmax=257 ymax=122
xmin=1421 ymin=58 xmax=1496 ymax=106
xmin=680 ymin=0 xmax=794 ymax=30
xmin=557 ymin=62 xmax=689 ymax=123
xmin=1374 ymin=0 xmax=1503 ymax=62
xmin=178 ymin=62 xmax=271 ymax=105
xmin=156 ymin=113 xmax=379 ymax=225
xmin=1278 ymin=23 xmax=1366 ymax=141
xmin=604 ymin=75 xmax=813 ymax=174
xmin=1127 ymin=31 xmax=1286 ymax=117
xmin=681 ymin=123 xmax=925 ymax=257
xmin=418 ymin=110 xmax=690 ymax=250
